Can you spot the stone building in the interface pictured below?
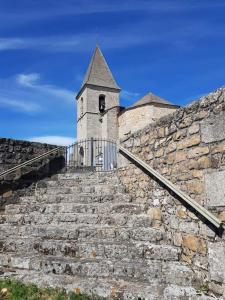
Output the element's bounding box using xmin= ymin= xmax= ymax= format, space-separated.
xmin=76 ymin=47 xmax=121 ymax=141
xmin=76 ymin=46 xmax=179 ymax=141
xmin=118 ymin=92 xmax=179 ymax=138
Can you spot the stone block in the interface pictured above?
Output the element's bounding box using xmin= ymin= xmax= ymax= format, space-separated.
xmin=11 ymin=256 xmax=31 ymax=269
xmin=211 ymin=141 xmax=225 ymax=154
xmin=205 ymin=170 xmax=225 ymax=207
xmin=174 ymin=129 xmax=187 ymax=141
xmin=173 ymin=233 xmax=182 ymax=246
xmin=182 ymin=235 xmax=206 ymax=254
xmin=147 ymin=207 xmax=162 ymax=220
xmin=208 ymin=242 xmax=225 ymax=283
xmin=201 ymin=114 xmax=225 ymax=143
xmin=155 ymin=148 xmax=164 ymax=158
xmin=218 ymin=211 xmax=225 ymax=221
xmin=163 ymin=285 xmax=196 ymax=299
xmin=198 ymin=156 xmax=211 ymax=169
xmin=179 ymin=221 xmax=199 ymax=234
xmin=166 ymin=142 xmax=176 ymax=153
xmin=177 ymin=135 xmax=201 ymax=150
xmin=176 ymin=208 xmax=187 ymax=218
xmin=158 ymin=127 xmax=165 ymax=138
xmin=179 ymin=116 xmax=193 ymax=128
xmin=188 ymin=123 xmax=200 ymax=135
xmin=192 ymin=170 xmax=203 ymax=179
xmin=194 ymin=110 xmax=209 ymax=121
xmin=188 ymin=146 xmax=209 ymax=159
xmin=174 ymin=151 xmax=187 ymax=163
xmin=167 ymin=152 xmax=175 ymax=164
xmin=185 ymin=180 xmax=204 ymax=195
xmin=2 ymin=190 xmax=13 ymax=198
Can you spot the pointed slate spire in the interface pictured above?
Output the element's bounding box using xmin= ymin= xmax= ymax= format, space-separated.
xmin=80 ymin=46 xmax=121 ymax=91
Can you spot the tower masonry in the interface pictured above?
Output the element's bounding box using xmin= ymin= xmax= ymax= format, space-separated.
xmin=76 ymin=47 xmax=121 ymax=141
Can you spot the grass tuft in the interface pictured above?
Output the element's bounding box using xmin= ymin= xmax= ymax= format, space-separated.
xmin=0 ymin=279 xmax=97 ymax=300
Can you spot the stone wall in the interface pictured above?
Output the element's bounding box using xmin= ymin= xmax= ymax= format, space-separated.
xmin=118 ymin=86 xmax=225 ymax=297
xmin=0 ymin=138 xmax=65 ymax=207
xmin=118 ymin=104 xmax=177 ymax=138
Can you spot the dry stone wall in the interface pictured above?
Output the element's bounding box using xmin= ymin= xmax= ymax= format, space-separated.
xmin=0 ymin=138 xmax=65 ymax=207
xmin=118 ymin=86 xmax=225 ymax=297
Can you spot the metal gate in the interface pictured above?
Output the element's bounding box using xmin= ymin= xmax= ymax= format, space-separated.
xmin=65 ymin=138 xmax=117 ymax=172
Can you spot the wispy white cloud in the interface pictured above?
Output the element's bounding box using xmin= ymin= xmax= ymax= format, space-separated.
xmin=0 ymin=16 xmax=223 ymax=53
xmin=0 ymin=73 xmax=74 ymax=114
xmin=0 ymin=33 xmax=147 ymax=52
xmin=0 ymin=97 xmax=42 ymax=113
xmin=1 ymin=1 xmax=225 ymax=26
xmin=28 ymin=135 xmax=75 ymax=146
xmin=121 ymin=90 xmax=140 ymax=101
xmin=17 ymin=73 xmax=41 ymax=86
xmin=16 ymin=73 xmax=74 ymax=102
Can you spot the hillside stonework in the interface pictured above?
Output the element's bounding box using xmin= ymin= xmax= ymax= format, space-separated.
xmin=118 ymin=86 xmax=225 ymax=298
xmin=0 ymin=171 xmax=219 ymax=299
xmin=0 ymin=86 xmax=225 ymax=298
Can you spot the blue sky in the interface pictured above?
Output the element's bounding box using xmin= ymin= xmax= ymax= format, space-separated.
xmin=0 ymin=0 xmax=225 ymax=145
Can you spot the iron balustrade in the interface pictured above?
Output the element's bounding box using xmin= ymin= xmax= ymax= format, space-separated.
xmin=65 ymin=138 xmax=117 ymax=172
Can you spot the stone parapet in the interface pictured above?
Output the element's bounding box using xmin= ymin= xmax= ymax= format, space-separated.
xmin=0 ymin=138 xmax=65 ymax=208
xmin=118 ymin=86 xmax=225 ymax=297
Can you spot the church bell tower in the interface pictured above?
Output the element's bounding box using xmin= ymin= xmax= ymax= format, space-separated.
xmin=76 ymin=46 xmax=121 ymax=141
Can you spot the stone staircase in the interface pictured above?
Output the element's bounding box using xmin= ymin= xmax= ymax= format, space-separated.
xmin=0 ymin=171 xmax=208 ymax=299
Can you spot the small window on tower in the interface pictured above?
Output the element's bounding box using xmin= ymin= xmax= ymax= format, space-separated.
xmin=81 ymin=97 xmax=83 ymax=116
xmin=99 ymin=95 xmax=106 ymax=113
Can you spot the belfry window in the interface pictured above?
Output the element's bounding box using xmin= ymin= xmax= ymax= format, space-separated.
xmin=99 ymin=95 xmax=106 ymax=113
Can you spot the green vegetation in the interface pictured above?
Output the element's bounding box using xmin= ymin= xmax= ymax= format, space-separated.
xmin=0 ymin=279 xmax=95 ymax=300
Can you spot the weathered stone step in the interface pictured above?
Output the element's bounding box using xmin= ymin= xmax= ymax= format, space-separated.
xmin=5 ymin=202 xmax=146 ymax=215
xmin=0 ymin=254 xmax=195 ymax=285
xmin=5 ymin=212 xmax=154 ymax=227
xmin=38 ymin=177 xmax=120 ymax=187
xmin=35 ymin=184 xmax=124 ymax=195
xmin=19 ymin=193 xmax=132 ymax=205
xmin=1 ymin=238 xmax=180 ymax=261
xmin=56 ymin=172 xmax=118 ymax=181
xmin=0 ymin=268 xmax=201 ymax=299
xmin=0 ymin=224 xmax=164 ymax=243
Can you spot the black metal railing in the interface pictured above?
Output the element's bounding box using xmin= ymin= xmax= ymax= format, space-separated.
xmin=65 ymin=138 xmax=117 ymax=172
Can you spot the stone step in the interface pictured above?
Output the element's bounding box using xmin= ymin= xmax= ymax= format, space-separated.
xmin=5 ymin=212 xmax=154 ymax=227
xmin=35 ymin=184 xmax=124 ymax=195
xmin=19 ymin=192 xmax=132 ymax=205
xmin=5 ymin=202 xmax=145 ymax=215
xmin=38 ymin=177 xmax=120 ymax=187
xmin=0 ymin=224 xmax=164 ymax=243
xmin=0 ymin=268 xmax=201 ymax=299
xmin=0 ymin=238 xmax=181 ymax=261
xmin=55 ymin=172 xmax=118 ymax=181
xmin=0 ymin=254 xmax=195 ymax=286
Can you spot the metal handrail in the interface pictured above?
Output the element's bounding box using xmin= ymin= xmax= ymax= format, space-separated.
xmin=0 ymin=146 xmax=64 ymax=179
xmin=119 ymin=145 xmax=222 ymax=229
